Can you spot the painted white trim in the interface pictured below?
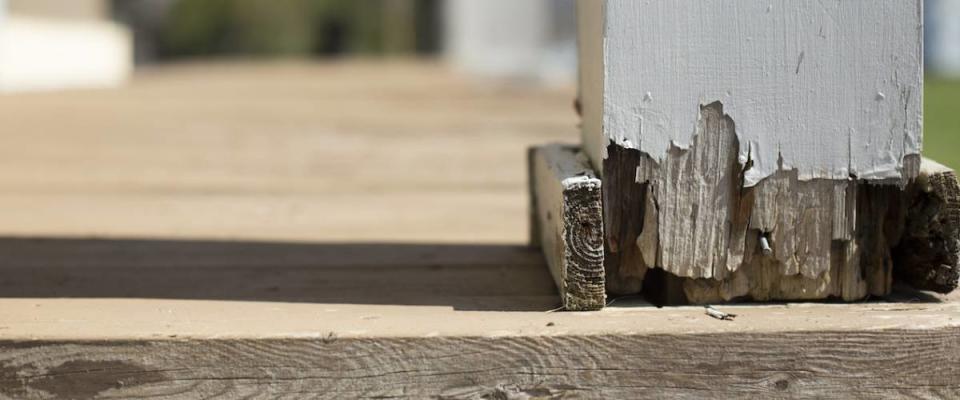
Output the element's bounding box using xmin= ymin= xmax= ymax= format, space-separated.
xmin=583 ymin=0 xmax=923 ymax=186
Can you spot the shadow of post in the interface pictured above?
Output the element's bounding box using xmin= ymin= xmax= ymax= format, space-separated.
xmin=0 ymin=238 xmax=560 ymax=311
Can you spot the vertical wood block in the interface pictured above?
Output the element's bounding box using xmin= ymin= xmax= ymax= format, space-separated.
xmin=529 ymin=144 xmax=605 ymax=310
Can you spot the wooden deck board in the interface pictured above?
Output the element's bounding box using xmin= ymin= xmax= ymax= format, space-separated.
xmin=0 ymin=61 xmax=579 ymax=243
xmin=0 ymin=62 xmax=957 ymax=398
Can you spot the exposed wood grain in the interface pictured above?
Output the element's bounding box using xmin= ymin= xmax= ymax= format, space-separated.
xmin=749 ymin=172 xmax=851 ymax=280
xmin=636 ymin=102 xmax=744 ymax=281
xmin=895 ymin=159 xmax=960 ymax=293
xmin=1 ymin=329 xmax=959 ymax=399
xmin=680 ymin=178 xmax=910 ymax=304
xmin=530 ymin=144 xmax=605 ymax=310
xmin=602 ymin=144 xmax=648 ymax=295
xmin=598 ymin=103 xmax=913 ymax=304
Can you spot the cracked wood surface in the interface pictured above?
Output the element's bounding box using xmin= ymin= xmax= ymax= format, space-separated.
xmin=602 ymin=103 xmax=910 ymax=303
xmin=598 ymin=105 xmax=958 ymax=304
xmin=2 ymin=328 xmax=960 ymax=399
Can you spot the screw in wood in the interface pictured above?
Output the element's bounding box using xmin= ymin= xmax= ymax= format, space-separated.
xmin=759 ymin=235 xmax=773 ymax=256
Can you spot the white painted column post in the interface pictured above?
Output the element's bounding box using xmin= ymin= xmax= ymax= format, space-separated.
xmin=578 ymin=0 xmax=925 ymax=303
xmin=444 ymin=0 xmax=576 ymax=85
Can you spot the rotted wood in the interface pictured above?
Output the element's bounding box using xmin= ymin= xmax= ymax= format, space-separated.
xmin=578 ymin=0 xmax=928 ymax=304
xmin=529 ymin=144 xmax=606 ymax=310
xmin=602 ymin=145 xmax=648 ymax=296
xmin=602 ymin=102 xmax=929 ymax=304
xmin=682 ymin=158 xmax=960 ymax=304
xmin=894 ymin=159 xmax=960 ymax=293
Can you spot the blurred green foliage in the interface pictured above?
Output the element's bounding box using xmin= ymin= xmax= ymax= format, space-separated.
xmin=924 ymin=78 xmax=960 ymax=170
xmin=158 ymin=0 xmax=440 ymax=58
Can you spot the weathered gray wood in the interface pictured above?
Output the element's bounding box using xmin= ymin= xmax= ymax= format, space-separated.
xmin=2 ymin=328 xmax=959 ymax=399
xmin=680 ymin=158 xmax=960 ymax=303
xmin=635 ymin=102 xmax=746 ymax=281
xmin=599 ymin=103 xmax=924 ymax=304
xmin=895 ymin=159 xmax=960 ymax=293
xmin=529 ymin=144 xmax=605 ymax=310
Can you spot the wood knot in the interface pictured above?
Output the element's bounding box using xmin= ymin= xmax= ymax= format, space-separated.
xmin=774 ymin=379 xmax=790 ymax=391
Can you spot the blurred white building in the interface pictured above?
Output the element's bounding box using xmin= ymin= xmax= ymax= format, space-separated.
xmin=444 ymin=0 xmax=576 ymax=86
xmin=0 ymin=0 xmax=132 ymax=93
xmin=927 ymin=0 xmax=960 ymax=77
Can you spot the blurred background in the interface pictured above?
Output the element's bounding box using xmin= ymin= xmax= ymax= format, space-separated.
xmin=0 ymin=0 xmax=956 ymax=244
xmin=0 ymin=0 xmax=578 ymax=87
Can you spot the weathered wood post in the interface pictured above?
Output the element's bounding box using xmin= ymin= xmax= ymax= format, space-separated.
xmin=532 ymin=0 xmax=959 ymax=307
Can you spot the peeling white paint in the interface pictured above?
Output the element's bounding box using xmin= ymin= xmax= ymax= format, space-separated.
xmin=581 ymin=0 xmax=923 ymax=186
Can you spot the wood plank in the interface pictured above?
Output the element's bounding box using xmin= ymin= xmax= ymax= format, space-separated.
xmin=529 ymin=144 xmax=605 ymax=310
xmin=2 ymin=327 xmax=959 ymax=399
xmin=0 ymin=61 xmax=579 ymax=244
xmin=0 ymin=237 xmax=958 ymax=398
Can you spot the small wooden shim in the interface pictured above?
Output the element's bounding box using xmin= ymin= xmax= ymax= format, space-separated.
xmin=529 ymin=144 xmax=606 ymax=310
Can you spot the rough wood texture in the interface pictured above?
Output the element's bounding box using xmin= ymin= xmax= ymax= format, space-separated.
xmin=635 ymin=102 xmax=746 ymax=281
xmin=680 ymin=159 xmax=960 ymax=303
xmin=2 ymin=327 xmax=960 ymax=399
xmin=895 ymin=159 xmax=960 ymax=293
xmin=603 ymin=103 xmax=914 ymax=303
xmin=530 ymin=144 xmax=605 ymax=310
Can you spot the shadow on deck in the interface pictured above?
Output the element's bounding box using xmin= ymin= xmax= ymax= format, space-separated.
xmin=0 ymin=237 xmax=561 ymax=311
